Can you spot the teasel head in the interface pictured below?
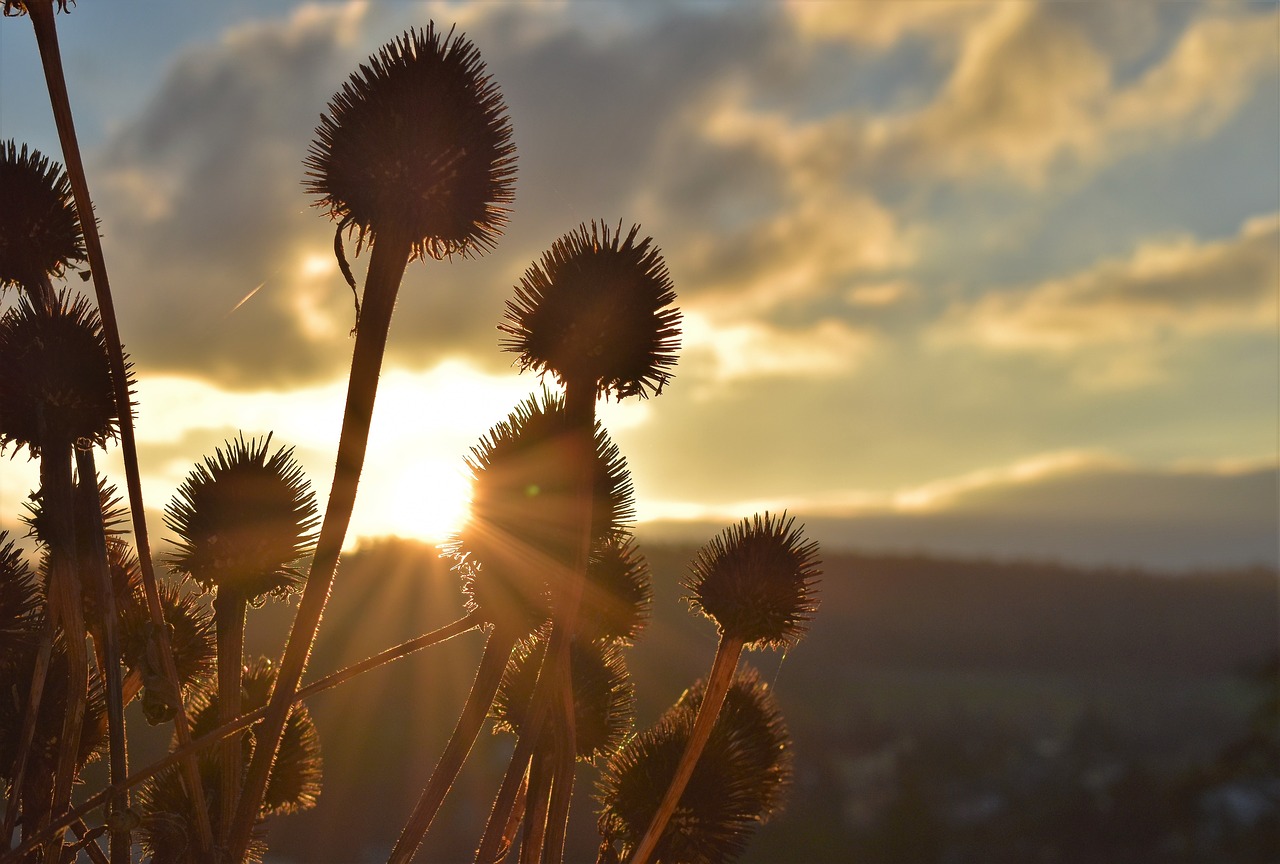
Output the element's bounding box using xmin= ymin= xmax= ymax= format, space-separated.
xmin=578 ymin=533 xmax=651 ymax=645
xmin=491 ymin=636 xmax=634 ymax=763
xmin=119 ymin=581 xmax=216 ymax=710
xmin=0 ymin=140 xmax=85 ymax=292
xmin=0 ymin=531 xmax=42 ymax=676
xmin=185 ymin=659 xmax=323 ymax=817
xmin=164 ymin=433 xmax=319 ymax=603
xmin=136 ymin=756 xmax=270 ymax=864
xmin=501 ymin=221 xmax=681 ymax=400
xmin=447 ymin=391 xmax=634 ymax=637
xmin=596 ymin=666 xmax=792 ymax=863
xmin=685 ymin=512 xmax=821 ymax=651
xmin=304 ymin=24 xmax=516 ymax=263
xmin=0 ymin=289 xmax=125 ymax=455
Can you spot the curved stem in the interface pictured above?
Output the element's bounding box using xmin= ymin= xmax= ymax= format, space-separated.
xmin=2 ymin=612 xmax=480 ymax=864
xmin=23 ymin=1 xmax=214 ymax=852
xmin=214 ymin=588 xmax=247 ymax=842
xmin=228 ymin=226 xmax=413 ymax=860
xmin=74 ymin=447 xmax=130 ymax=864
xmin=388 ymin=631 xmax=515 ymax=864
xmin=627 ymin=635 xmax=744 ymax=864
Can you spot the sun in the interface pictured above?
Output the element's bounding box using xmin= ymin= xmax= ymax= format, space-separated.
xmin=355 ymin=456 xmax=473 ymax=546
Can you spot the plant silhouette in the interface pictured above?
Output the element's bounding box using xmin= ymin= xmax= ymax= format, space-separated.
xmin=0 ymin=8 xmax=818 ymax=864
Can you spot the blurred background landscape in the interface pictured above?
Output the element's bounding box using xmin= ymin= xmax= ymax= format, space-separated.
xmin=109 ymin=537 xmax=1277 ymax=863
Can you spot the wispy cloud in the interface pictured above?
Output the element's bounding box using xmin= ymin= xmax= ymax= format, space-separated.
xmin=932 ymin=213 xmax=1279 ymax=375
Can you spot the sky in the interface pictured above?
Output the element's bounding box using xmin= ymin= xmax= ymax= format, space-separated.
xmin=1 ymin=1 xmax=1277 ymax=571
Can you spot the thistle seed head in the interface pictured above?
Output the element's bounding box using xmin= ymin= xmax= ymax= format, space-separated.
xmin=491 ymin=636 xmax=635 ymax=763
xmin=164 ymin=434 xmax=319 ymax=603
xmin=578 ymin=533 xmax=651 ymax=645
xmin=447 ymin=390 xmax=634 ymax=637
xmin=685 ymin=512 xmax=821 ymax=650
xmin=0 ymin=140 xmax=85 ymax=290
xmin=596 ymin=666 xmax=793 ymax=864
xmin=304 ymin=24 xmax=516 ymax=261
xmin=501 ymin=221 xmax=681 ymax=399
xmin=0 ymin=290 xmax=125 ymax=455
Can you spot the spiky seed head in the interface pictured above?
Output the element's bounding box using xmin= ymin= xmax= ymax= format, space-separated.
xmin=22 ymin=473 xmax=128 ymax=548
xmin=447 ymin=390 xmax=634 ymax=637
xmin=120 ymin=581 xmax=215 ymax=700
xmin=674 ymin=666 xmax=793 ymax=817
xmin=165 ymin=434 xmax=319 ymax=602
xmin=0 ymin=140 xmax=85 ymax=290
xmin=491 ymin=636 xmax=634 ymax=763
xmin=304 ymin=24 xmax=516 ymax=262
xmin=0 ymin=290 xmax=124 ymax=454
xmin=0 ymin=532 xmax=42 ymax=673
xmin=501 ymin=221 xmax=681 ymax=399
xmin=596 ymin=666 xmax=793 ymax=864
xmin=578 ymin=533 xmax=651 ymax=645
xmin=685 ymin=512 xmax=821 ymax=650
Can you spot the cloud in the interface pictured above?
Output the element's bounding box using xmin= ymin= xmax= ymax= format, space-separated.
xmin=868 ymin=3 xmax=1278 ymax=184
xmin=681 ymin=311 xmax=877 ymax=388
xmin=933 ymin=213 xmax=1279 ymax=366
xmin=785 ymin=0 xmax=986 ymax=49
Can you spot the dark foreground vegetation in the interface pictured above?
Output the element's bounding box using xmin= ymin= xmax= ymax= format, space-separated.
xmin=124 ymin=538 xmax=1271 ymax=863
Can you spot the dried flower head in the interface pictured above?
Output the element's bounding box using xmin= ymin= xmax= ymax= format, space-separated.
xmin=501 ymin=221 xmax=681 ymax=399
xmin=165 ymin=434 xmax=318 ymax=602
xmin=447 ymin=391 xmax=634 ymax=636
xmin=685 ymin=512 xmax=821 ymax=651
xmin=0 ymin=532 xmax=42 ymax=673
xmin=578 ymin=533 xmax=651 ymax=645
xmin=0 ymin=140 xmax=84 ymax=290
xmin=304 ymin=24 xmax=516 ymax=261
xmin=491 ymin=636 xmax=634 ymax=763
xmin=597 ymin=666 xmax=792 ymax=864
xmin=0 ymin=290 xmax=124 ymax=454
xmin=119 ymin=581 xmax=216 ymax=700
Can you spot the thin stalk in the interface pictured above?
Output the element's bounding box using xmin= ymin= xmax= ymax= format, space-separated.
xmin=227 ymin=225 xmax=415 ymax=861
xmin=42 ymin=441 xmax=85 ymax=864
xmin=0 ymin=625 xmax=53 ymax=849
xmin=518 ymin=746 xmax=554 ymax=864
xmin=388 ymin=631 xmax=516 ymax=864
xmin=74 ymin=446 xmax=130 ymax=864
xmin=213 ymin=588 xmax=247 ymax=842
xmin=529 ymin=380 xmax=595 ymax=862
xmin=627 ymin=635 xmax=745 ymax=864
xmin=540 ymin=701 xmax=575 ymax=864
xmin=68 ymin=819 xmax=108 ymax=864
xmin=23 ymin=1 xmax=214 ymax=851
xmin=474 ymin=705 xmax=538 ymax=863
xmin=501 ymin=766 xmax=531 ymax=864
xmin=2 ymin=611 xmax=481 ymax=864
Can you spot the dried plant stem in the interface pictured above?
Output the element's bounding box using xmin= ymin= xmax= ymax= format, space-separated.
xmin=474 ymin=717 xmax=537 ymax=863
xmin=627 ymin=635 xmax=745 ymax=864
xmin=540 ymin=699 xmax=576 ymax=864
xmin=0 ymin=626 xmax=53 ymax=850
xmin=388 ymin=631 xmax=515 ymax=863
xmin=2 ymin=611 xmax=480 ymax=864
xmin=519 ymin=746 xmax=555 ymax=864
xmin=214 ymin=588 xmax=247 ymax=842
xmin=74 ymin=447 xmax=131 ymax=864
xmin=22 ymin=1 xmax=214 ymax=852
xmin=42 ymin=443 xmax=85 ymax=864
xmin=227 ymin=224 xmax=414 ymax=860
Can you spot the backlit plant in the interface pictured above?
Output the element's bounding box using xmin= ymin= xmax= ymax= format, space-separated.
xmin=0 ymin=8 xmax=820 ymax=864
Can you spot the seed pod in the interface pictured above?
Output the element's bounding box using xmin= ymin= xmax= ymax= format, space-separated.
xmin=491 ymin=636 xmax=634 ymax=763
xmin=578 ymin=533 xmax=651 ymax=645
xmin=304 ymin=24 xmax=516 ymax=262
xmin=447 ymin=391 xmax=634 ymax=637
xmin=685 ymin=512 xmax=821 ymax=651
xmin=0 ymin=532 xmax=41 ymax=676
xmin=597 ymin=666 xmax=792 ymax=864
xmin=0 ymin=140 xmax=85 ymax=291
xmin=164 ymin=434 xmax=318 ymax=603
xmin=501 ymin=221 xmax=681 ymax=399
xmin=0 ymin=290 xmax=124 ymax=455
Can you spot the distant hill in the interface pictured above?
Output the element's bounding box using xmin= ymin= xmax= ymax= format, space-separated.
xmin=214 ymin=537 xmax=1275 ymax=863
